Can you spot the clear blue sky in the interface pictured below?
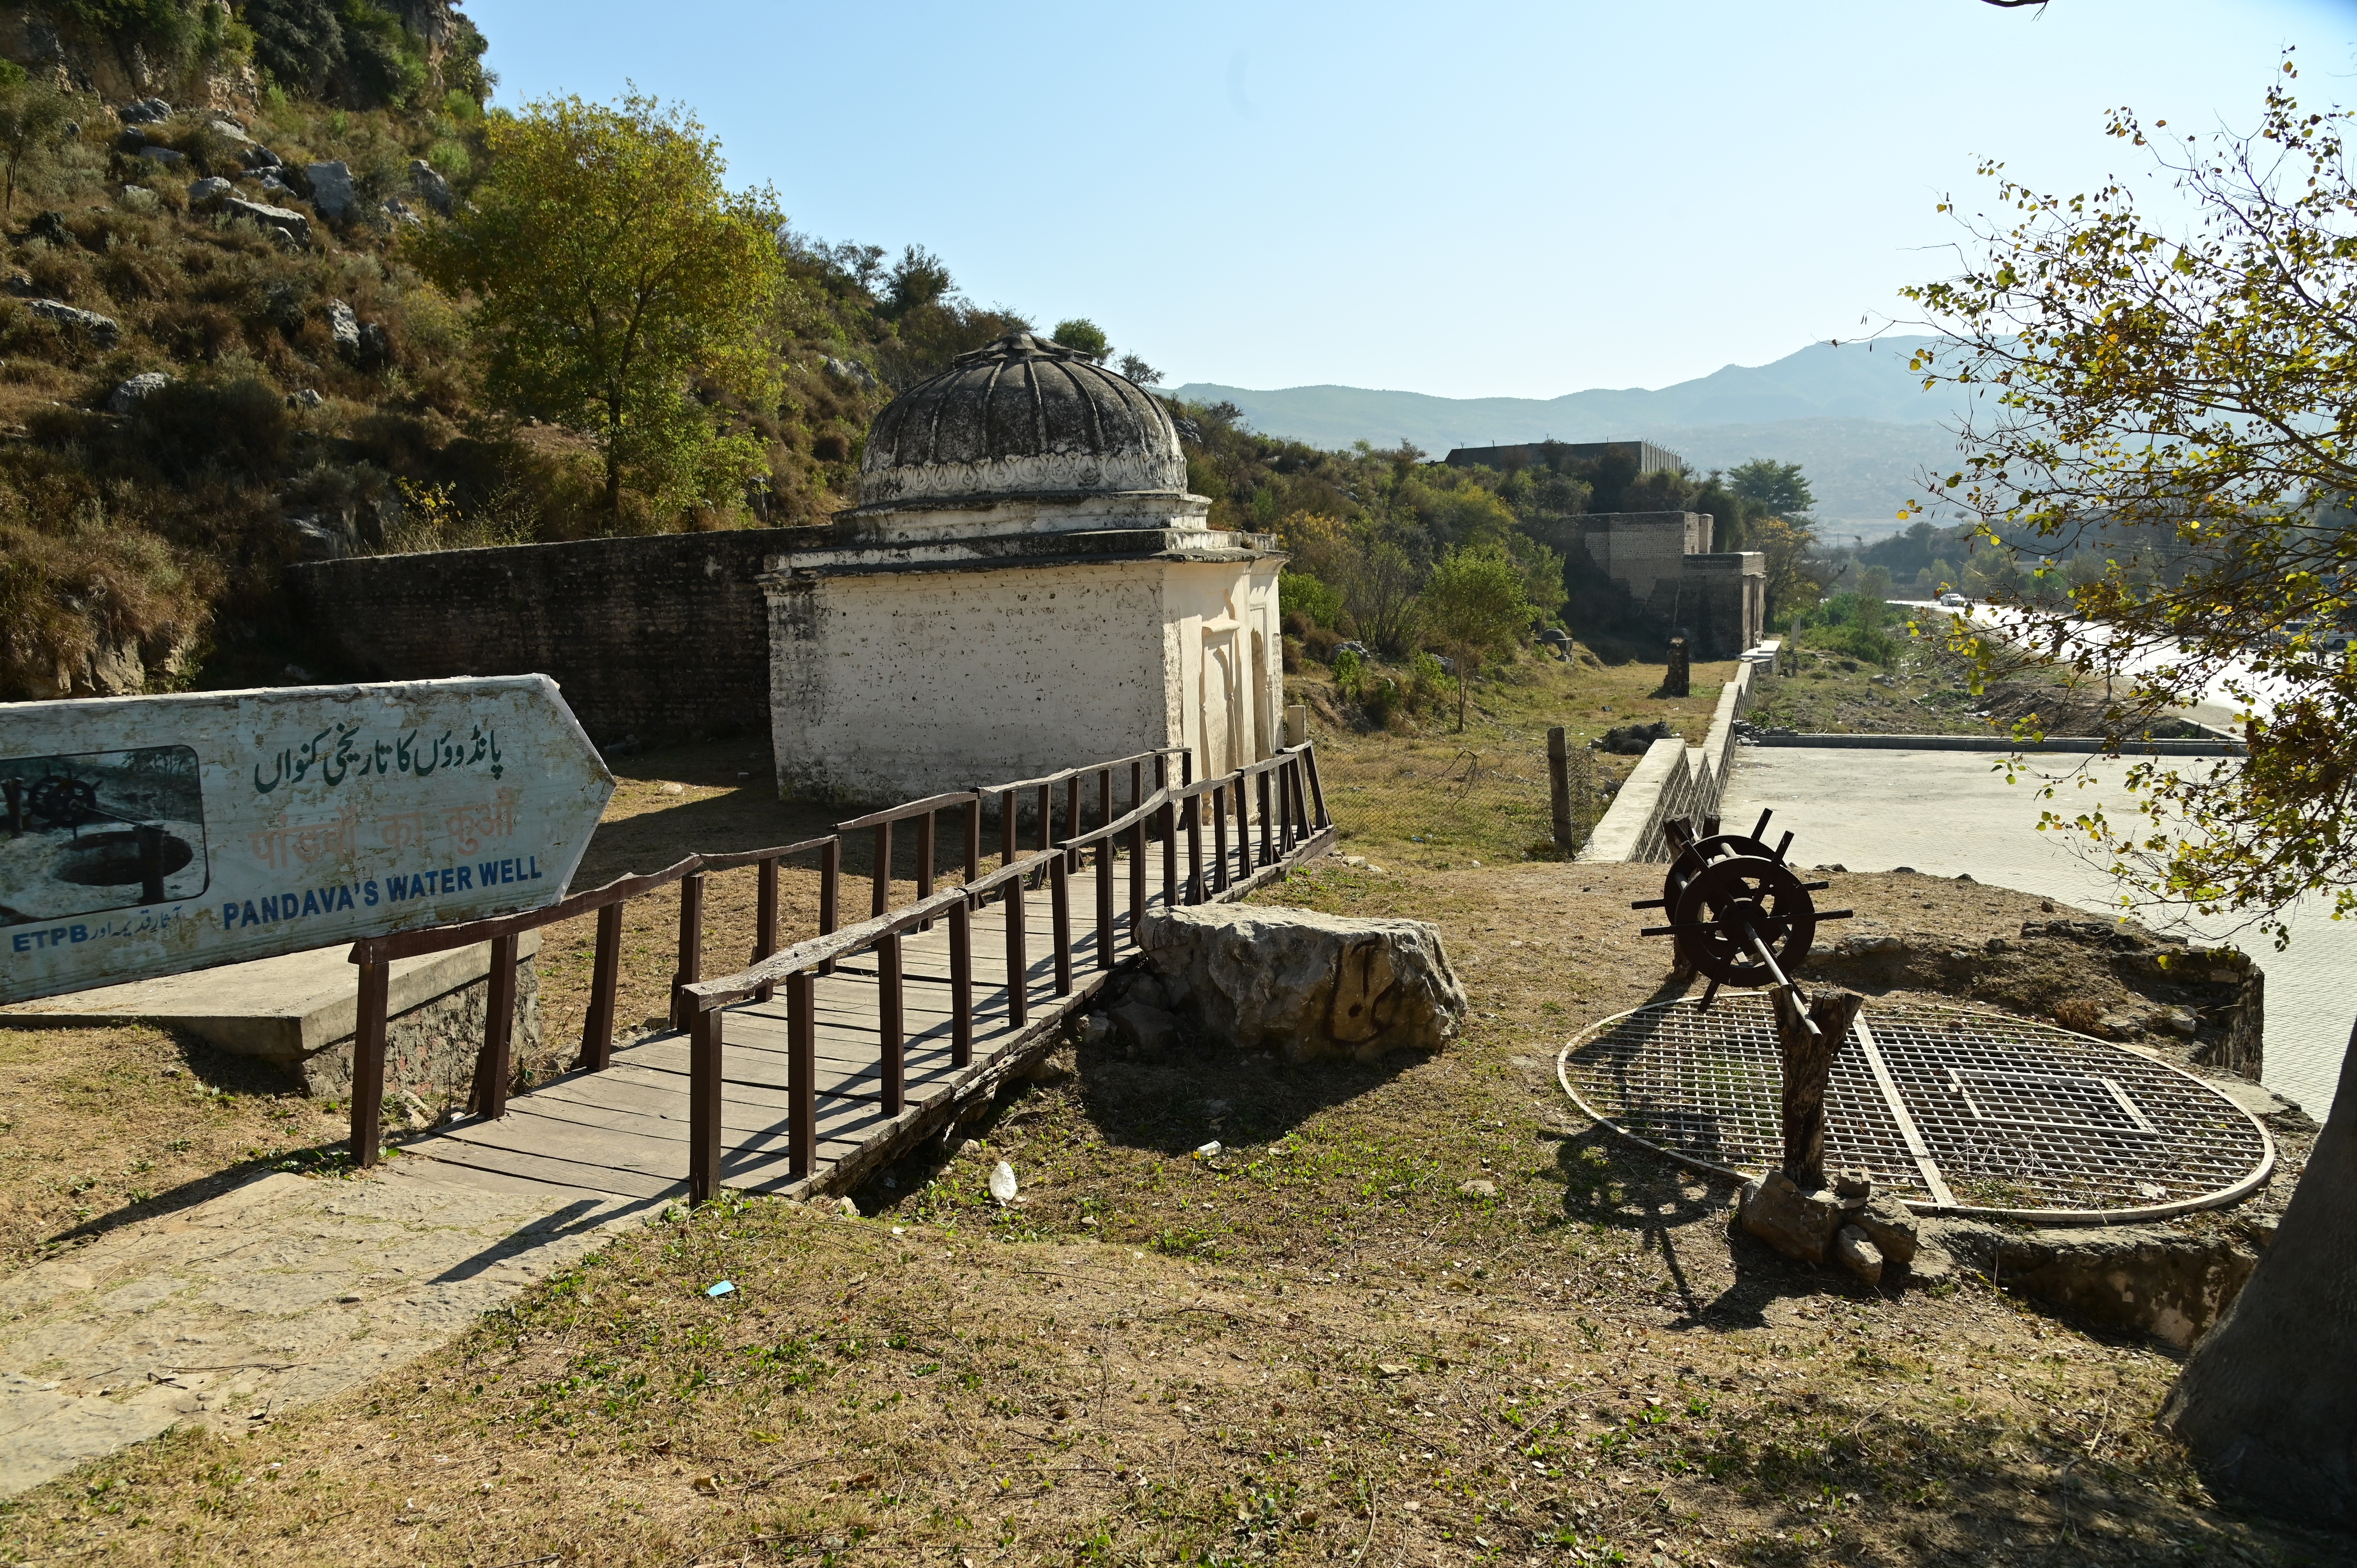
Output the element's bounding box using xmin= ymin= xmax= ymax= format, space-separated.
xmin=465 ymin=0 xmax=2356 ymax=399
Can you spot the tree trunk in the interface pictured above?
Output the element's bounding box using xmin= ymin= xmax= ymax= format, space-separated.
xmin=2160 ymin=1014 xmax=2357 ymax=1528
xmin=1773 ymin=985 xmax=1861 ymax=1189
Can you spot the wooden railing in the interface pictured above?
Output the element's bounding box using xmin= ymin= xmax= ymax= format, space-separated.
xmin=339 ymin=742 xmax=1332 ymax=1194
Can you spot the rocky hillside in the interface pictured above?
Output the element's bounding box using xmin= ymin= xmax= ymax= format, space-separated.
xmin=0 ymin=3 xmax=1040 ymax=702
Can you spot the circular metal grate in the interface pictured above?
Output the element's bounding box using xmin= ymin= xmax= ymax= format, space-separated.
xmin=1557 ymin=995 xmax=2274 ymax=1223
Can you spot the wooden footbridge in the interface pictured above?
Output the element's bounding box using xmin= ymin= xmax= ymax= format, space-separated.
xmin=342 ymin=745 xmax=1334 ymax=1204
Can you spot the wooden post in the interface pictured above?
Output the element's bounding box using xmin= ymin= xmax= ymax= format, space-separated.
xmin=1301 ymin=743 xmax=1328 ymax=829
xmin=1160 ymin=796 xmax=1177 ymax=908
xmin=1277 ymin=764 xmax=1295 ymax=857
xmin=1257 ymin=770 xmax=1273 ymax=868
xmin=871 ymin=821 xmax=892 ymax=918
xmin=670 ymin=871 xmax=705 ymax=1032
xmin=471 ymin=932 xmax=517 ymax=1118
xmin=1774 ymin=986 xmax=1864 ymax=1190
xmin=1005 ymin=873 xmax=1028 ymax=1026
xmin=917 ymin=809 xmax=936 ymax=903
xmin=1095 ymin=825 xmax=1115 ymax=970
xmin=1000 ymin=788 xmax=1019 ymax=893
xmin=688 ymin=1005 xmax=721 ymax=1205
xmin=963 ymin=796 xmax=981 ymax=886
xmin=1548 ymin=726 xmax=1573 ymax=852
xmin=819 ymin=837 xmax=839 ymax=975
xmin=1233 ymin=777 xmax=1251 ymax=883
xmin=350 ymin=958 xmax=389 ymax=1167
xmin=580 ymin=902 xmax=622 ymax=1069
xmin=949 ymin=899 xmax=974 ymax=1068
xmin=1128 ymin=818 xmax=1146 ymax=942
xmin=1051 ymin=856 xmax=1072 ymax=995
xmin=1065 ymin=775 xmax=1082 ymax=870
xmin=788 ymin=971 xmax=815 ymax=1181
xmin=1211 ymin=789 xmax=1228 ymax=895
xmin=879 ymin=930 xmax=905 ymax=1116
xmin=1098 ymin=767 xmax=1113 ymax=837
xmin=1131 ymin=759 xmax=1144 ymax=823
xmin=753 ymin=856 xmax=779 ymax=1003
xmin=1186 ymin=794 xmax=1203 ymax=904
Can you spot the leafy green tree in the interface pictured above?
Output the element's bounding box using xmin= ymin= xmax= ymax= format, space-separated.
xmin=415 ymin=91 xmax=785 ymax=530
xmin=1906 ymin=59 xmax=2357 ymax=1526
xmin=1421 ymin=541 xmax=1532 ymax=730
xmin=1751 ymin=514 xmax=1819 ymax=623
xmin=0 ymin=63 xmax=70 ymax=217
xmin=882 ymin=246 xmax=952 ymax=317
xmin=1726 ymin=458 xmax=1814 ymax=518
xmin=1050 ymin=318 xmax=1110 ymax=362
xmin=1116 ymin=352 xmax=1161 ymax=387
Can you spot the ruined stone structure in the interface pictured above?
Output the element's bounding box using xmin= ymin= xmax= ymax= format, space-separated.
xmin=763 ymin=334 xmax=1286 ymax=801
xmin=1528 ymin=510 xmax=1765 ymax=658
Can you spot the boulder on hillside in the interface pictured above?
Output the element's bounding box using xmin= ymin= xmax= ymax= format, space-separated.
xmin=327 ymin=298 xmax=361 ymax=358
xmin=1135 ymin=902 xmax=1467 ymax=1062
xmin=186 ymin=176 xmax=233 ymax=208
xmin=409 ymin=157 xmax=453 ymax=215
xmin=221 ymin=196 xmax=309 ymax=249
xmin=106 ymin=371 xmax=171 ymax=414
xmin=305 ymin=160 xmax=355 ymax=221
xmin=115 ymin=97 xmax=170 ymax=125
xmin=24 ymin=297 xmax=119 ymax=347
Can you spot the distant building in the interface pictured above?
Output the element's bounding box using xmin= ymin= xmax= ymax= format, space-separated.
xmin=1523 ymin=511 xmax=1763 ymax=659
xmin=1442 ymin=439 xmax=1685 ymax=475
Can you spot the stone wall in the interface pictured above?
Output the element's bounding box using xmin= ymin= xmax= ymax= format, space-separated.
xmin=1583 ymin=642 xmax=1778 ymax=863
xmin=287 ymin=530 xmax=803 ymax=748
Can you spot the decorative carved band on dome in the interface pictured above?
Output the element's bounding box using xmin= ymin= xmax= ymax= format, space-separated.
xmin=859 ymin=331 xmax=1186 ymax=505
xmin=860 ymin=448 xmax=1185 ymax=505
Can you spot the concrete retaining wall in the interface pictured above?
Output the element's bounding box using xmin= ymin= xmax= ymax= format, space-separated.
xmin=1582 ymin=640 xmax=1779 ymax=863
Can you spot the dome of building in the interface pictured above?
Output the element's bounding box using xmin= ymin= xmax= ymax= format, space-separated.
xmin=857 ymin=332 xmax=1186 ymax=507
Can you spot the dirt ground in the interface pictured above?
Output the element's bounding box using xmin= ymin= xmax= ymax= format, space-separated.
xmin=0 ymin=827 xmax=2337 ymax=1564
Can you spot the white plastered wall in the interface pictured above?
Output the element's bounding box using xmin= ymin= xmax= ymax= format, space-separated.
xmin=770 ymin=561 xmax=1177 ymax=801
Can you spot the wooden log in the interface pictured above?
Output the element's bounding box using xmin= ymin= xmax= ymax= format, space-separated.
xmin=1773 ymin=985 xmax=1863 ymax=1189
xmin=949 ymin=899 xmax=974 ymax=1067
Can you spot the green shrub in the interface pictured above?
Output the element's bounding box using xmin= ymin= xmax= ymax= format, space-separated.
xmin=1279 ymin=569 xmax=1341 ymax=628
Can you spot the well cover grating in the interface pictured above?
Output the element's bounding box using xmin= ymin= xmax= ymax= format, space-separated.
xmin=1557 ymin=995 xmax=2274 ymax=1222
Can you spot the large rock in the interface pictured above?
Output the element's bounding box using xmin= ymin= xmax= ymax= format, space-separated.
xmin=106 ymin=371 xmax=171 ymax=414
xmin=186 ymin=175 xmax=233 ymax=208
xmin=23 ymin=297 xmax=119 ymax=347
xmin=409 ymin=157 xmax=453 ymax=215
xmin=1739 ymin=1170 xmax=1846 ymax=1263
xmin=305 ymin=160 xmax=355 ymax=221
xmin=326 ymin=297 xmax=361 ymax=358
xmin=219 ymin=196 xmax=309 ymax=248
xmin=1135 ymin=903 xmax=1466 ymax=1061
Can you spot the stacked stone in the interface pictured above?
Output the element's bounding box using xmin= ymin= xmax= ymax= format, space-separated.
xmin=1740 ymin=1167 xmax=1923 ymax=1286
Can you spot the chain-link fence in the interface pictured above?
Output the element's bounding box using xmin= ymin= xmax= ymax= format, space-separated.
xmin=1313 ymin=724 xmax=1609 ymax=865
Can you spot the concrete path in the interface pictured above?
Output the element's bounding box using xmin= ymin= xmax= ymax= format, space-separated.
xmin=1720 ymin=745 xmax=2355 ymax=1118
xmin=0 ymin=1158 xmax=655 ymax=1498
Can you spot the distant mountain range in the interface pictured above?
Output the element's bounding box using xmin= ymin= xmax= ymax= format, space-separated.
xmin=1170 ymin=336 xmax=1978 ymax=538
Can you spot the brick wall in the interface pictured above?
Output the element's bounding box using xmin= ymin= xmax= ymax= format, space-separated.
xmin=287 ymin=530 xmax=810 ymax=747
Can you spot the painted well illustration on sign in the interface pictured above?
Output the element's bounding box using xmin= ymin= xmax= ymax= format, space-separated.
xmin=0 ymin=746 xmax=210 ymax=924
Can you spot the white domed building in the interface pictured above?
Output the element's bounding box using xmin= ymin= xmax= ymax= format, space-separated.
xmin=762 ymin=334 xmax=1286 ymax=800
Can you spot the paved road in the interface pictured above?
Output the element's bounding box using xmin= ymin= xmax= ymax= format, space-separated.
xmin=1721 ymin=745 xmax=2352 ymax=1118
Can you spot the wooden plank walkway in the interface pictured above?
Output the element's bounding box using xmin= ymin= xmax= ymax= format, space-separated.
xmin=401 ymin=840 xmax=1322 ymax=1202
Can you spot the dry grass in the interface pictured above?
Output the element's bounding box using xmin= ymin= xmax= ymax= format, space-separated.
xmin=0 ymin=1023 xmax=348 ymax=1271
xmin=1293 ymin=650 xmax=1736 ymax=871
xmin=0 ymin=741 xmax=2334 ymax=1564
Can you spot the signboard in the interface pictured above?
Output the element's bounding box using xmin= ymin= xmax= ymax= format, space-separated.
xmin=1 ymin=676 xmax=615 ymax=1005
